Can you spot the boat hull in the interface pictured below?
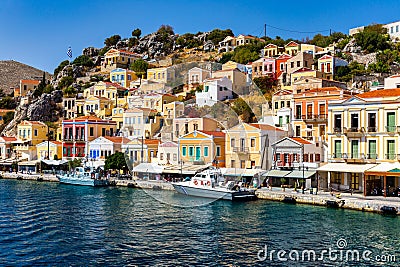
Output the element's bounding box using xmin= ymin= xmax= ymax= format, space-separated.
xmin=172 ymin=183 xmax=256 ymax=201
xmin=58 ymin=176 xmax=109 ymax=187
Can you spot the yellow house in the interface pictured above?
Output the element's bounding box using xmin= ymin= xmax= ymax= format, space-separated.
xmin=318 ymin=55 xmax=348 ymax=76
xmin=163 ymin=101 xmax=184 ymax=125
xmin=178 ymin=130 xmax=226 ymax=167
xmin=143 ymin=93 xmax=178 ymax=113
xmin=111 ymin=106 xmax=125 ymax=131
xmin=285 ymin=41 xmax=300 ymax=56
xmin=263 ymin=43 xmax=285 ymax=57
xmin=225 ymin=123 xmax=285 ymax=170
xmin=15 ymin=79 xmax=40 ymax=97
xmin=147 ymin=67 xmax=176 ymax=83
xmin=101 ymin=49 xmax=142 ymax=71
xmin=299 ymin=44 xmax=324 ymax=57
xmin=36 ymin=141 xmax=62 ymax=160
xmin=17 ymin=121 xmax=48 ymax=145
xmin=84 ymin=81 xmax=125 ymax=100
xmin=291 ymin=67 xmax=330 ymax=84
xmin=122 ymin=138 xmax=160 ymax=165
xmin=83 ymin=96 xmax=113 ymax=118
xmin=110 ymin=68 xmax=137 ymax=88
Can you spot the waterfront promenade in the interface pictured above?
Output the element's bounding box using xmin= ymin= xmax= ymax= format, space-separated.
xmin=1 ymin=172 xmax=399 ymax=215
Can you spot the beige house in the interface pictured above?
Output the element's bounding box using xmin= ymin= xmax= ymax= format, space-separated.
xmin=101 ymin=49 xmax=142 ymax=71
xmin=147 ymin=67 xmax=176 ymax=83
xmin=121 ymin=107 xmax=163 ymax=139
xmin=212 ymin=68 xmax=248 ymax=95
xmin=291 ymin=77 xmax=347 ymax=94
xmin=170 ymin=117 xmax=224 ymax=142
xmin=186 ymin=67 xmax=211 ymax=91
xmin=15 ymin=80 xmax=40 ymax=97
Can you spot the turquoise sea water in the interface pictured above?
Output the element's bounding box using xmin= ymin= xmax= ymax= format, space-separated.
xmin=0 ymin=179 xmax=399 ymax=266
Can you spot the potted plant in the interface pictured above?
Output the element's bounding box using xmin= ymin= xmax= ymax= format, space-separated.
xmin=280 ymin=178 xmax=287 ymax=191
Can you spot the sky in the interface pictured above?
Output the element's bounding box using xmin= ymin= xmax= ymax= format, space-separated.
xmin=0 ymin=0 xmax=399 ymax=73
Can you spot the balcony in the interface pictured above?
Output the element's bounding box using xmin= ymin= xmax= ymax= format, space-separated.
xmin=344 ymin=127 xmax=364 ymax=137
xmin=345 ymin=153 xmax=366 ymax=163
xmin=366 ymin=126 xmax=377 ymax=133
xmin=276 ymin=160 xmax=301 ymax=168
xmin=385 ymin=154 xmax=398 ymax=160
xmin=329 ymin=153 xmax=346 ymax=162
xmin=333 ymin=127 xmax=342 ymax=134
xmin=385 ymin=125 xmax=397 ymax=134
xmin=233 ymin=147 xmax=249 ymax=154
xmin=302 ymin=114 xmax=327 ymax=123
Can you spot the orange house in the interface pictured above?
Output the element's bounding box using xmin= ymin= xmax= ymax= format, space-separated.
xmin=275 ymin=53 xmax=292 ymax=79
xmin=293 ymin=87 xmax=352 ymax=141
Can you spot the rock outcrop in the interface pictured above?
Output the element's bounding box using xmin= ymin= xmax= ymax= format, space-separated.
xmin=51 ymin=64 xmax=84 ymax=88
xmin=2 ymin=90 xmax=63 ymax=136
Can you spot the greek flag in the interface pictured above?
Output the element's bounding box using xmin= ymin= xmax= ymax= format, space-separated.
xmin=67 ymin=47 xmax=72 ymax=59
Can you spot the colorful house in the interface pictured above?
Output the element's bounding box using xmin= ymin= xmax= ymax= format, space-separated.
xmin=15 ymin=79 xmax=40 ymax=97
xmin=147 ymin=67 xmax=176 ymax=83
xmin=88 ymin=136 xmax=130 ymax=160
xmin=101 ymin=49 xmax=141 ymax=71
xmin=252 ymin=57 xmax=276 ymax=79
xmin=319 ymin=88 xmax=400 ymax=196
xmin=122 ymin=138 xmax=160 ymax=165
xmin=155 ymin=141 xmax=179 ymax=165
xmin=178 ymin=130 xmax=226 ymax=167
xmin=168 ymin=117 xmax=224 ymax=142
xmin=36 ymin=141 xmax=62 ymax=160
xmin=317 ymin=55 xmax=348 ymax=76
xmin=121 ymin=107 xmax=163 ymax=139
xmin=0 ymin=136 xmax=17 ymax=159
xmin=225 ymin=123 xmax=285 ymax=170
xmin=195 ymin=77 xmax=233 ymax=107
xmin=284 ymin=41 xmax=300 ymax=56
xmin=110 ymin=68 xmax=137 ymax=88
xmin=263 ymin=43 xmax=285 ymax=58
xmin=62 ymin=115 xmax=117 ymax=160
xmin=275 ymin=53 xmax=292 ymax=80
xmin=291 ymin=67 xmax=330 ymax=84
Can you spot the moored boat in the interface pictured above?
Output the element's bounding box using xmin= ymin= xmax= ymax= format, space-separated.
xmin=172 ymin=168 xmax=256 ymax=201
xmin=57 ymin=167 xmax=109 ymax=187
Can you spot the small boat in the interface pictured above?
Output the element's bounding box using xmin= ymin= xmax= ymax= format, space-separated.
xmin=380 ymin=206 xmax=398 ymax=216
xmin=57 ymin=167 xmax=109 ymax=187
xmin=171 ymin=168 xmax=256 ymax=201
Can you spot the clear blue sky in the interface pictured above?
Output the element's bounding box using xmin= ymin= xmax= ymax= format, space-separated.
xmin=0 ymin=0 xmax=399 ymax=73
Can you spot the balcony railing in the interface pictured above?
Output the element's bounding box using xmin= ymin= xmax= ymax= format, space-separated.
xmin=233 ymin=147 xmax=249 ymax=153
xmin=385 ymin=154 xmax=397 ymax=160
xmin=366 ymin=126 xmax=377 ymax=133
xmin=366 ymin=153 xmax=378 ymax=160
xmin=333 ymin=127 xmax=342 ymax=134
xmin=302 ymin=114 xmax=328 ymax=122
xmin=386 ymin=126 xmax=396 ymax=133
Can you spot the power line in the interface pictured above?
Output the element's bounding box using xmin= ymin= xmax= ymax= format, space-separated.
xmin=265 ymin=24 xmax=330 ymax=34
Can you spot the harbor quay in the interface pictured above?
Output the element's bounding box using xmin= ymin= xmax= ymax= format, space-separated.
xmin=1 ymin=172 xmax=399 ymax=215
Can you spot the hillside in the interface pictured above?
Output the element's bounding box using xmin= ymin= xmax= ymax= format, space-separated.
xmin=0 ymin=60 xmax=52 ymax=94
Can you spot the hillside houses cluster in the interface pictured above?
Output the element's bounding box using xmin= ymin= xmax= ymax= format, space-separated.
xmin=3 ymin=34 xmax=400 ymax=198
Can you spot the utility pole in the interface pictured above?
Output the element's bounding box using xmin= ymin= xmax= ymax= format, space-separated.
xmin=264 ymin=24 xmax=267 ymax=38
xmin=47 ymin=124 xmax=50 ymax=160
xmin=329 ymin=29 xmax=332 ymax=36
xmin=141 ymin=136 xmax=144 ymax=163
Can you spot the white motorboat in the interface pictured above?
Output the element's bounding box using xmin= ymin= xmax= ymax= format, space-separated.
xmin=172 ymin=168 xmax=256 ymax=201
xmin=57 ymin=167 xmax=110 ymax=187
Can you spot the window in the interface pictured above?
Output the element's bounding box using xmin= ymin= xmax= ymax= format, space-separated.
xmin=274 ymin=102 xmax=278 ymax=109
xmin=231 ymin=138 xmax=235 ymax=148
xmin=291 ymin=62 xmax=294 ymax=68
xmin=173 ymin=154 xmax=177 ymax=161
xmin=331 ymin=172 xmax=342 ymax=184
xmin=350 ymin=113 xmax=359 ymax=131
xmin=188 ymin=146 xmax=194 ymax=157
xmin=368 ymin=113 xmax=376 ymax=132
xmin=397 ymin=25 xmax=399 ymax=32
xmin=286 ymin=115 xmax=290 ymax=124
xmin=387 ymin=140 xmax=395 ymax=160
xmin=295 ymin=105 xmax=301 ymax=119
xmin=295 ymin=126 xmax=301 ymax=137
xmin=166 ymin=153 xmax=170 ymax=160
xmin=368 ymin=140 xmax=377 ymax=159
xmin=327 ymin=63 xmax=331 ymax=73
xmin=334 ymin=114 xmax=342 ymax=132
xmin=251 ymin=138 xmax=255 ymax=147
xmin=240 ymin=138 xmax=245 ymax=151
xmin=351 ymin=173 xmax=360 ymax=190
xmin=240 ymin=160 xmax=246 ymax=168
xmin=307 ymin=104 xmax=312 ymax=119
xmin=286 ymin=101 xmax=290 ymax=107
xmin=351 ymin=140 xmax=359 ymax=159
xmin=315 ymin=154 xmax=320 ymax=162
xmin=216 ymin=146 xmax=221 ymax=157
xmin=204 ymin=146 xmax=209 ymax=157
xmin=34 ymin=129 xmax=38 ymax=136
xmin=281 ymin=101 xmax=284 ymax=108
xmin=279 ymin=116 xmax=283 ymax=127
xmin=219 ymin=86 xmax=223 ymax=91
xmin=334 ymin=140 xmax=341 ymax=158
xmin=387 ymin=112 xmax=396 ymax=132
xmin=90 ymin=127 xmax=94 ymax=136
xmin=231 ymin=160 xmax=235 ymax=168
xmin=297 ymin=61 xmax=300 ymax=67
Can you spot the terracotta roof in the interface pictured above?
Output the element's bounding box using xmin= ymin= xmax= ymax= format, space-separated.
xmin=20 ymin=80 xmax=40 ymax=85
xmin=198 ymin=130 xmax=225 ymax=137
xmin=292 ymin=67 xmax=314 ymax=73
xmin=357 ymin=88 xmax=400 ymax=98
xmin=20 ymin=121 xmax=46 ymax=126
xmin=285 ymin=41 xmax=299 ymax=47
xmin=50 ymin=141 xmax=62 ymax=145
xmin=142 ymin=139 xmax=161 ymax=145
xmin=104 ymin=136 xmax=131 ymax=144
xmin=159 ymin=141 xmax=178 ymax=147
xmin=105 ymin=82 xmax=127 ymax=90
xmin=291 ymin=137 xmax=312 ymax=145
xmin=388 ymin=74 xmax=400 ymax=78
xmin=118 ymin=49 xmax=141 ymax=56
xmin=250 ymin=124 xmax=284 ymax=131
xmin=265 ymin=43 xmax=278 ymax=48
xmin=302 ymin=87 xmax=342 ymax=93
xmin=1 ymin=136 xmax=17 ymax=142
xmin=0 ymin=109 xmax=15 ymax=113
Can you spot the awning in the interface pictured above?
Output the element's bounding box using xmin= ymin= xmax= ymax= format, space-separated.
xmin=41 ymin=160 xmax=68 ymax=166
xmin=131 ymin=163 xmax=163 ymax=174
xmin=365 ymin=162 xmax=400 ymax=176
xmin=162 ymin=164 xmax=210 ymax=175
xmin=264 ymin=169 xmax=291 ymax=177
xmin=222 ymin=168 xmax=264 ymax=177
xmin=317 ymin=163 xmax=377 ymax=173
xmin=284 ymin=170 xmax=316 ymax=179
xmin=18 ymin=160 xmax=40 ymax=166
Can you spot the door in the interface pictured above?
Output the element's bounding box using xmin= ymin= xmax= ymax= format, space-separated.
xmin=351 ymin=173 xmax=359 ymax=190
xmin=387 ymin=112 xmax=395 ymax=132
xmin=387 ymin=140 xmax=395 ymax=160
xmin=368 ymin=140 xmax=377 ymax=159
xmin=351 ymin=140 xmax=358 ymax=159
xmin=195 ymin=146 xmax=201 ymax=161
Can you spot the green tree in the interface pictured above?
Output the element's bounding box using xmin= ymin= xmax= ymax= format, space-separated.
xmin=105 ymin=152 xmax=127 ymax=171
xmin=132 ymin=28 xmax=142 ymax=38
xmin=43 ymin=84 xmax=55 ymax=94
xmin=206 ymin=28 xmax=234 ymax=45
xmin=2 ymin=111 xmax=14 ymax=125
xmin=58 ymin=76 xmax=74 ymax=90
xmin=129 ymin=59 xmax=149 ymax=78
xmin=0 ymin=96 xmax=17 ymax=109
xmin=335 ymin=62 xmax=369 ymax=81
xmin=63 ymin=86 xmax=77 ymax=97
xmin=104 ymin=34 xmax=121 ymax=47
xmin=309 ymin=32 xmax=347 ymax=47
xmin=218 ymin=52 xmax=234 ymax=64
xmin=54 ymin=60 xmax=69 ymax=77
xmin=157 ymin=25 xmax=174 ymax=36
xmin=232 ymin=46 xmax=259 ymax=64
xmin=354 ymin=24 xmax=390 ymax=53
xmin=253 ymin=76 xmax=277 ymax=100
xmin=72 ymin=55 xmax=94 ymax=67
xmin=68 ymin=158 xmax=82 ymax=171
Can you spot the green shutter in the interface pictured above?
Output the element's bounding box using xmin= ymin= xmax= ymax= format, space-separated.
xmin=351 ymin=140 xmax=359 ymax=159
xmin=368 ymin=141 xmax=377 ymax=159
xmin=182 ymin=146 xmax=187 ymax=156
xmin=279 ymin=116 xmax=283 ymax=126
xmin=387 ymin=140 xmax=395 ymax=160
xmin=204 ymin=146 xmax=209 ymax=157
xmin=335 ymin=140 xmax=341 ymax=157
xmin=387 ymin=113 xmax=395 ymax=132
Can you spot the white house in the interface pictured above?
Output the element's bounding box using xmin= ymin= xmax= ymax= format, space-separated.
xmin=195 ymin=76 xmax=233 ymax=107
xmin=88 ymin=136 xmax=130 ymax=160
xmin=187 ymin=67 xmax=211 ymax=85
xmin=155 ymin=141 xmax=179 ymax=165
xmin=384 ymin=74 xmax=400 ymax=89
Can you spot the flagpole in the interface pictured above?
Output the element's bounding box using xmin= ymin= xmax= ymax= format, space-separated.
xmin=67 ymin=46 xmax=72 ymax=64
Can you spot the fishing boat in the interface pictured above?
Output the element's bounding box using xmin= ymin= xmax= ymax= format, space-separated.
xmin=171 ymin=168 xmax=256 ymax=201
xmin=57 ymin=167 xmax=109 ymax=187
